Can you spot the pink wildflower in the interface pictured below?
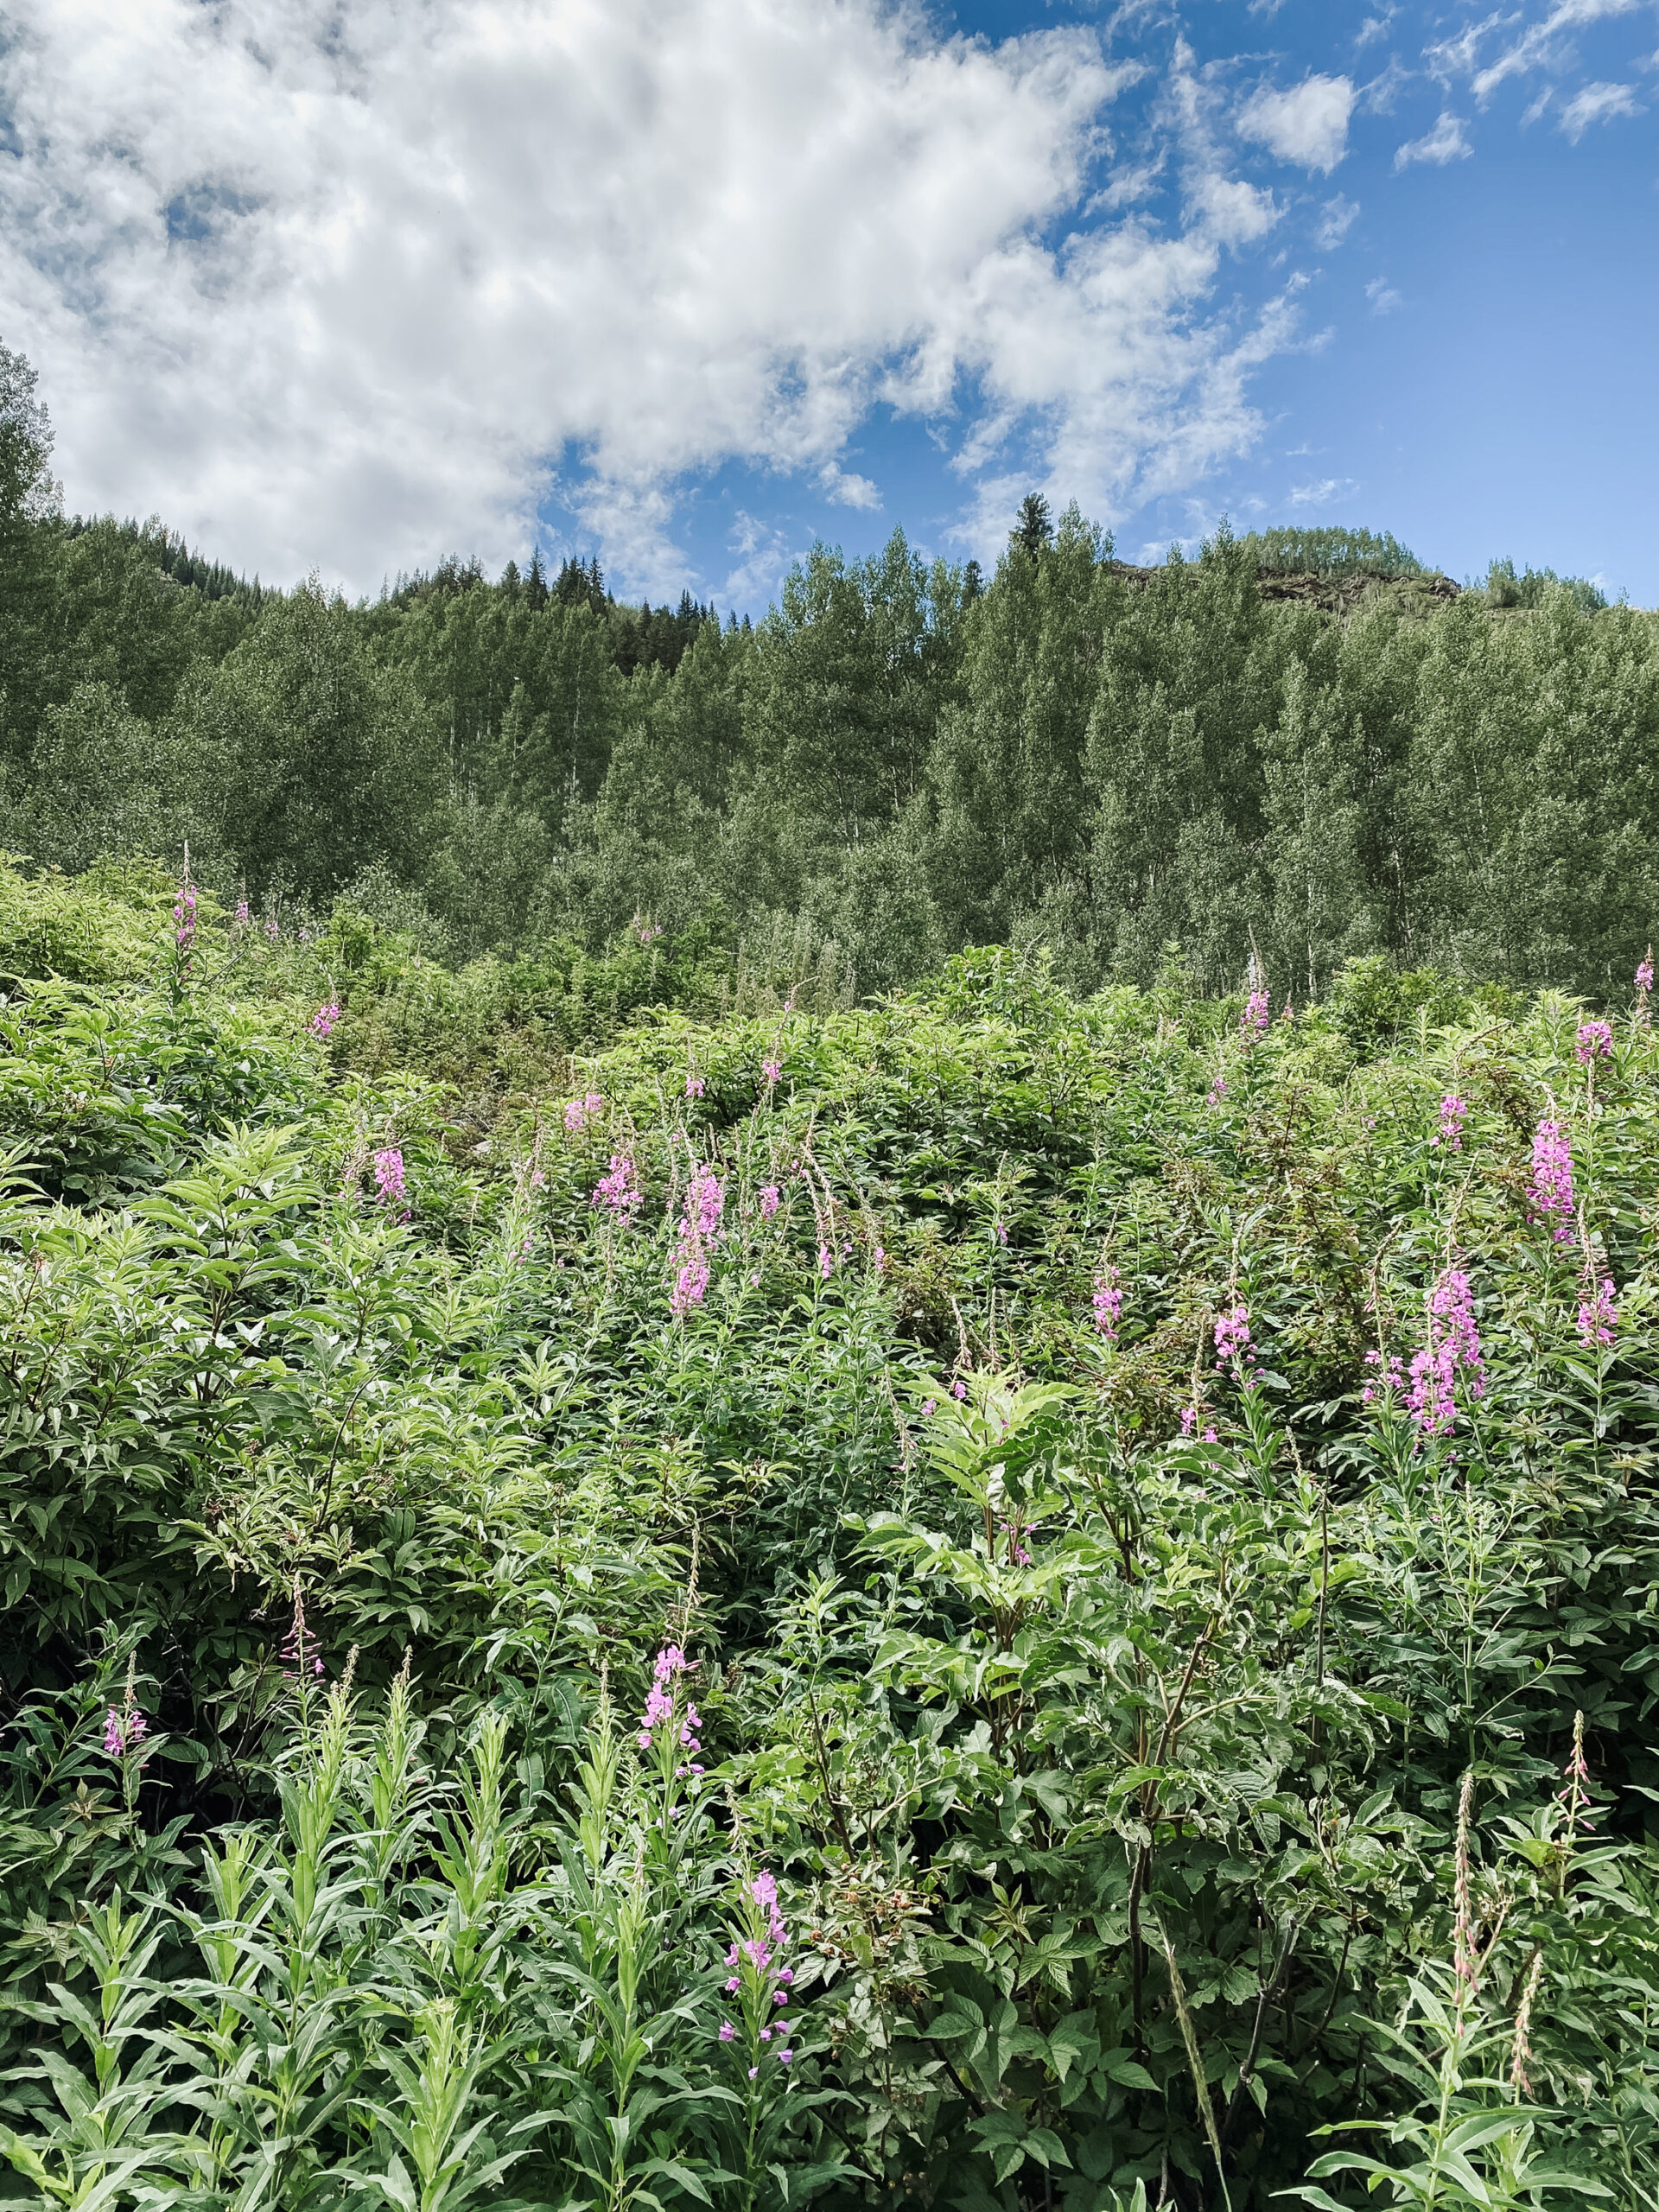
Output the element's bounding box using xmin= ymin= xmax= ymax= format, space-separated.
xmin=1407 ymin=1268 xmax=1485 ymax=1438
xmin=688 ymin=1167 xmax=725 ymax=1238
xmin=372 ymin=1147 xmax=405 ymax=1205
xmin=1529 ymin=1119 xmax=1575 ymax=1242
xmin=1208 ymin=1073 xmax=1228 ymax=1105
xmin=1575 ymin=1020 xmax=1612 ymax=1066
xmin=173 ymin=878 xmax=198 ymax=957
xmin=1180 ymin=1406 xmax=1197 ymax=1436
xmin=309 ymin=1001 xmax=341 ymax=1039
xmin=951 ymin=1378 xmax=967 ymax=1402
xmin=762 ymin=1057 xmax=783 ymax=1088
xmin=1242 ymin=990 xmax=1269 ymax=1041
xmin=103 ymin=1706 xmax=147 ymax=1757
xmin=1091 ymin=1264 xmax=1122 ymax=1339
xmin=1361 ymin=1348 xmax=1405 ymax=1406
xmin=685 ymin=1073 xmax=706 ymax=1099
xmin=592 ymin=1154 xmax=642 ymax=1222
xmin=1214 ymin=1301 xmax=1253 ymax=1371
xmin=1432 ymin=1094 xmax=1467 ymax=1151
xmin=638 ymin=1645 xmax=700 ymax=1754
xmin=1577 ymin=1276 xmax=1617 ymax=1348
xmin=818 ymin=1243 xmax=833 ymax=1279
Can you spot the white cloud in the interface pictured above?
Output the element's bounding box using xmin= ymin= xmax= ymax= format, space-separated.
xmin=1236 ymin=73 xmax=1357 ymax=172
xmin=1470 ymin=0 xmax=1639 ymax=102
xmin=818 ymin=462 xmax=882 ymax=511
xmin=1315 ymin=194 xmax=1361 ymax=248
xmin=1557 ymin=79 xmax=1644 ymax=135
xmin=1365 ymin=275 xmax=1403 ymax=313
xmin=1394 ymin=111 xmax=1476 ymax=166
xmin=1289 ymin=476 xmax=1359 ymax=506
xmin=0 ymin=0 xmax=1300 ymax=598
xmin=1356 ymin=14 xmax=1397 ymax=52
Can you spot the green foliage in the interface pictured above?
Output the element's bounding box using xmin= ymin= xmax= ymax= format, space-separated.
xmin=2 ymin=865 xmax=1658 ymax=2209
xmin=1236 ymin=526 xmax=1423 ymax=581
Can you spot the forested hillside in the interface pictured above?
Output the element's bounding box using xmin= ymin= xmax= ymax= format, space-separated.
xmin=1 ymin=341 xmax=1650 ymax=1008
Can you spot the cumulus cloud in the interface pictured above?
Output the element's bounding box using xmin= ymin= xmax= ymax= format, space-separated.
xmin=1557 ymin=79 xmax=1644 ymax=136
xmin=1395 ymin=111 xmax=1476 ymax=166
xmin=818 ymin=462 xmax=882 ymax=511
xmin=0 ymin=0 xmax=1299 ymax=597
xmin=1236 ymin=73 xmax=1357 ymax=172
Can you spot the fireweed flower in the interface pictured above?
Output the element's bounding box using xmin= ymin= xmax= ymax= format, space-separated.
xmin=1361 ymin=1349 xmax=1405 ymax=1406
xmin=309 ymin=1001 xmax=341 ymax=1039
xmin=173 ymin=879 xmax=198 ymax=957
xmin=1575 ymin=1020 xmax=1612 ymax=1065
xmin=563 ymin=1092 xmax=603 ymax=1135
xmin=1207 ymin=1073 xmax=1228 ymax=1106
xmin=762 ymin=1057 xmax=783 ymax=1089
xmin=1432 ymin=1094 xmax=1467 ymax=1150
xmin=1092 ymin=1264 xmax=1123 ymax=1340
xmin=817 ymin=1243 xmax=834 ymax=1280
xmin=372 ymin=1147 xmax=406 ymax=1206
xmin=669 ymin=1166 xmax=724 ymax=1316
xmin=1577 ymin=1274 xmax=1618 ymax=1347
xmin=264 ymin=916 xmax=280 ymax=942
xmin=234 ymin=899 xmax=250 ymax=928
xmin=1529 ymin=1119 xmax=1575 ymax=1241
xmin=760 ymin=1183 xmax=780 ymax=1221
xmin=719 ymin=2021 xmax=734 ymax=2042
xmin=1242 ymin=990 xmax=1270 ymax=1042
xmin=1214 ymin=1302 xmax=1253 ymax=1371
xmin=998 ymin=1519 xmax=1033 ymax=1567
xmin=592 ymin=1154 xmax=642 ymax=1222
xmin=685 ymin=1073 xmax=706 ymax=1099
xmin=103 ymin=1705 xmax=148 ymax=1757
xmin=637 ymin=1644 xmax=701 ymax=1758
xmin=1407 ymin=1268 xmax=1486 ymax=1438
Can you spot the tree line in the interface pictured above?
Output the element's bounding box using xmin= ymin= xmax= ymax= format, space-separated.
xmin=2 ymin=337 xmax=1650 ymax=1001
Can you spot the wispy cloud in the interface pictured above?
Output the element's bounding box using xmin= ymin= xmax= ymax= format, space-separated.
xmin=1365 ymin=275 xmax=1403 ymax=313
xmin=1394 ymin=111 xmax=1475 ymax=166
xmin=1557 ymin=79 xmax=1644 ymax=135
xmin=1315 ymin=194 xmax=1362 ymax=248
xmin=1471 ymin=0 xmax=1639 ymax=102
xmin=1289 ymin=475 xmax=1360 ymax=506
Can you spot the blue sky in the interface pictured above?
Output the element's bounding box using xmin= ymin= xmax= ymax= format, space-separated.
xmin=639 ymin=0 xmax=1659 ymax=607
xmin=3 ymin=0 xmax=1655 ymax=605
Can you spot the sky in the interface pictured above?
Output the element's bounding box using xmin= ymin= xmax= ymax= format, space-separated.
xmin=1 ymin=0 xmax=1655 ymax=609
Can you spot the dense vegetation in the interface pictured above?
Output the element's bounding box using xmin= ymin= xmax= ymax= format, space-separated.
xmin=2 ymin=859 xmax=1657 ymax=2211
xmin=1 ymin=341 xmax=1649 ymax=1012
xmin=3 ymin=335 xmax=1657 ymax=2209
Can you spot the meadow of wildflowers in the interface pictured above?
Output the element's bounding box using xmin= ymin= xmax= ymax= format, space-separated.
xmin=0 ymin=878 xmax=1657 ymax=2211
